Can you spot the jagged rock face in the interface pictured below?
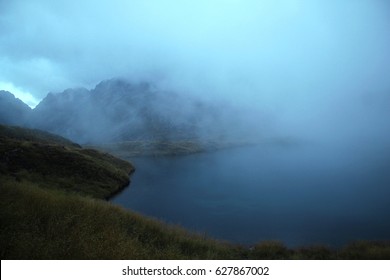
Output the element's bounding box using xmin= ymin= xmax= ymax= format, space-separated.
xmin=0 ymin=91 xmax=32 ymax=126
xmin=32 ymin=88 xmax=93 ymax=142
xmin=0 ymin=79 xmax=228 ymax=144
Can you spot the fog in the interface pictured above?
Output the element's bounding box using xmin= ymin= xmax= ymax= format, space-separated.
xmin=2 ymin=0 xmax=390 ymax=247
xmin=1 ymin=0 xmax=390 ymax=144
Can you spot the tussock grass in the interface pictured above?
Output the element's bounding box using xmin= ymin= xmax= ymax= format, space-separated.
xmin=2 ymin=180 xmax=388 ymax=260
xmin=292 ymin=245 xmax=334 ymax=260
xmin=249 ymin=241 xmax=290 ymax=260
xmin=339 ymin=241 xmax=390 ymax=260
xmin=0 ymin=124 xmax=79 ymax=147
xmin=0 ymin=181 xmax=236 ymax=259
xmin=0 ymin=125 xmax=134 ymax=199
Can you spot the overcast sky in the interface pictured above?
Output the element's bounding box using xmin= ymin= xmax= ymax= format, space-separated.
xmin=1 ymin=0 xmax=390 ymax=133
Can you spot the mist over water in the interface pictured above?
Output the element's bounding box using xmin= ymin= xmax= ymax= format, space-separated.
xmin=112 ymin=141 xmax=390 ymax=246
xmin=2 ymin=1 xmax=390 ymax=146
xmin=1 ymin=1 xmax=390 ymax=245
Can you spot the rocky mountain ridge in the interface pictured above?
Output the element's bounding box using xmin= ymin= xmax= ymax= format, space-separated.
xmin=0 ymin=90 xmax=32 ymax=126
xmin=0 ymin=79 xmax=226 ymax=144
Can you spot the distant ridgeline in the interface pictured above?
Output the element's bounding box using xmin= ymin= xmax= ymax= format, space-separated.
xmin=0 ymin=90 xmax=32 ymax=126
xmin=0 ymin=80 xmax=230 ymax=144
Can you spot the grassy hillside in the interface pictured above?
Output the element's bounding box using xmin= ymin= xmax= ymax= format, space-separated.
xmin=0 ymin=124 xmax=78 ymax=147
xmin=0 ymin=125 xmax=134 ymax=199
xmin=0 ymin=181 xmax=239 ymax=259
xmin=2 ymin=180 xmax=389 ymax=260
xmin=0 ymin=125 xmax=238 ymax=259
xmin=1 ymin=125 xmax=389 ymax=259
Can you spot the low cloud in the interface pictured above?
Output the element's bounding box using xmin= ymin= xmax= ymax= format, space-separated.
xmin=0 ymin=81 xmax=39 ymax=108
xmin=1 ymin=0 xmax=390 ymax=142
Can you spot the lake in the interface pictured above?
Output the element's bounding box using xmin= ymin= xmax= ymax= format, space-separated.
xmin=111 ymin=140 xmax=390 ymax=247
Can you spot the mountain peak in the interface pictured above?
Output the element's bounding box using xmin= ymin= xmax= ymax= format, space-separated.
xmin=0 ymin=78 xmax=227 ymax=144
xmin=0 ymin=90 xmax=32 ymax=126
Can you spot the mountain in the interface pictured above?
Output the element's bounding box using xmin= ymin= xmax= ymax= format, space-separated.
xmin=0 ymin=91 xmax=32 ymax=126
xmin=31 ymin=87 xmax=94 ymax=143
xmin=30 ymin=79 xmax=226 ymax=144
xmin=0 ymin=79 xmax=237 ymax=145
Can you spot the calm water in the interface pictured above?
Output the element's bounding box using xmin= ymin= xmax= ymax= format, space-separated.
xmin=111 ymin=141 xmax=390 ymax=247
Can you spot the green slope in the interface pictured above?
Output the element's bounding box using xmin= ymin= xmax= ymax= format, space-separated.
xmin=0 ymin=124 xmax=134 ymax=199
xmin=0 ymin=181 xmax=238 ymax=259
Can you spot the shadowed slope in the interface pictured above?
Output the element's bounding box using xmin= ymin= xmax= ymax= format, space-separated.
xmin=0 ymin=124 xmax=134 ymax=199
